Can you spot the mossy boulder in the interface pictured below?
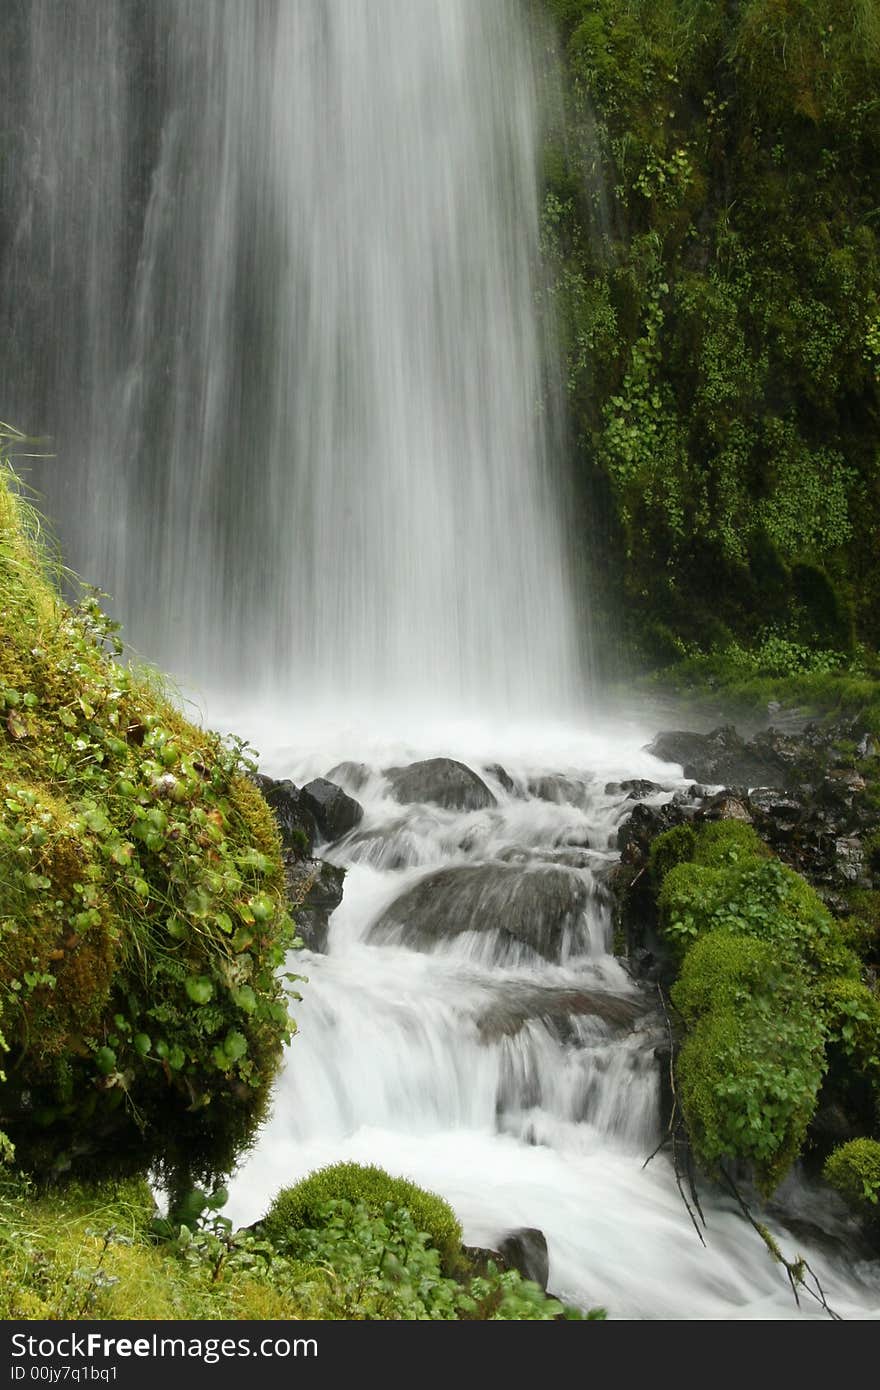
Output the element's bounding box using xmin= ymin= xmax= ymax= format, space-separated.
xmin=823 ymin=1138 xmax=880 ymax=1214
xmin=652 ymin=819 xmax=879 ymax=1191
xmin=0 ymin=456 xmax=299 ymax=1190
xmin=261 ymin=1162 xmax=463 ymax=1275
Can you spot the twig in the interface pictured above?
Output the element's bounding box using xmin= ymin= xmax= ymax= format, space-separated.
xmin=717 ymin=1166 xmax=841 ymax=1321
xmin=643 ymin=984 xmax=706 ymax=1245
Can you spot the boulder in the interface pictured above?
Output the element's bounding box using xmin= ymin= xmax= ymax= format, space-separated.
xmin=301 ymin=777 xmax=364 ymax=844
xmin=483 ymin=763 xmax=518 ymax=796
xmin=463 ymin=1227 xmax=550 ymax=1292
xmin=621 ymin=779 xmax=664 ymax=800
xmin=253 ymin=774 xmax=317 ymax=857
xmin=325 ymin=761 xmax=372 ymax=795
xmin=528 ymin=773 xmax=590 ymax=807
xmin=383 ymin=757 xmax=496 ymax=811
xmin=497 ymin=1229 xmax=550 ymax=1290
xmin=284 ymin=858 xmax=346 ymax=953
xmin=369 ymin=862 xmax=590 ymax=962
xmin=646 ymin=725 xmax=788 ymax=788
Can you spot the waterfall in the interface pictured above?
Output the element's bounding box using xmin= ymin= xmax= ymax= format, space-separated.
xmin=0 ymin=0 xmax=585 ymax=715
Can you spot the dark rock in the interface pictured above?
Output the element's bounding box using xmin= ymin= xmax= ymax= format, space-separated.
xmin=253 ymin=774 xmax=317 ymax=857
xmin=284 ymin=857 xmax=346 ymax=953
xmin=301 ymin=777 xmax=364 ymax=844
xmin=497 ymin=1229 xmax=549 ymax=1291
xmin=747 ymin=788 xmax=804 ymax=827
xmin=369 ymin=862 xmax=591 ymax=962
xmin=616 ymin=799 xmax=695 ymax=862
xmin=621 ymin=779 xmax=663 ymax=800
xmin=325 ymin=761 xmax=372 ymax=795
xmin=647 ymin=725 xmax=788 ymax=788
xmin=383 ymin=757 xmax=496 ymax=812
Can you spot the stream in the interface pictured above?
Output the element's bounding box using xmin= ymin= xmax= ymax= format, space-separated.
xmin=222 ymin=710 xmax=880 ymax=1319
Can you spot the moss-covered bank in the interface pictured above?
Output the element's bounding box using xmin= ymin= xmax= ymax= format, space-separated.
xmin=0 ymin=440 xmax=298 ymax=1193
xmin=541 ymin=0 xmax=880 ymax=671
xmin=648 ymin=820 xmax=880 ymax=1209
xmin=0 ymin=1165 xmax=592 ymax=1321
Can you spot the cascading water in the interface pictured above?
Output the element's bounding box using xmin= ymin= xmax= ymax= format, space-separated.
xmin=1 ymin=0 xmax=583 ymax=713
xmin=3 ymin=1 xmax=880 ymax=1319
xmin=224 ymin=725 xmax=880 ymax=1319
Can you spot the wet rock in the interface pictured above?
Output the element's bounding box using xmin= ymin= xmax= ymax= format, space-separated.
xmin=497 ymin=1229 xmax=550 ymax=1290
xmin=835 ymin=837 xmax=867 ymax=885
xmin=301 ymin=777 xmax=364 ymax=844
xmin=616 ymin=799 xmax=695 ymax=863
xmin=383 ymin=757 xmax=496 ymax=811
xmin=284 ymin=857 xmax=345 ymax=952
xmin=476 ymin=981 xmax=643 ymax=1041
xmin=747 ymin=788 xmax=804 ymax=827
xmin=701 ymin=792 xmax=752 ymax=822
xmin=483 ymin=763 xmax=518 ymax=796
xmin=646 ymin=725 xmax=787 ymax=788
xmin=325 ymin=761 xmax=372 ymax=795
xmin=463 ymin=1229 xmax=550 ymax=1292
xmin=528 ymin=773 xmax=590 ymax=807
xmin=253 ymin=774 xmax=318 ymax=857
xmin=622 ymin=779 xmax=664 ymax=800
xmin=369 ymin=862 xmax=591 ymax=962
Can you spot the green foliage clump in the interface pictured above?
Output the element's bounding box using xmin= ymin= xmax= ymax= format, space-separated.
xmin=653 ymin=820 xmax=878 ymax=1188
xmin=277 ymin=1198 xmax=582 ymax=1321
xmin=261 ymin=1163 xmax=462 ymax=1275
xmin=0 ymin=443 xmax=300 ymax=1191
xmin=823 ymin=1139 xmax=880 ymax=1213
xmin=673 ymin=933 xmax=826 ymax=1186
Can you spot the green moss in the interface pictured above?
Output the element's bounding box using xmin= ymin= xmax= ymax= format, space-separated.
xmin=544 ymin=0 xmax=880 ymax=659
xmin=649 ymin=823 xmax=696 ymax=884
xmin=261 ymin=1163 xmax=463 ymax=1275
xmin=0 ymin=452 xmax=298 ymax=1191
xmin=692 ymin=820 xmax=771 ymax=869
xmin=823 ymin=1139 xmax=880 ymax=1213
xmin=651 ymin=820 xmax=878 ymax=1189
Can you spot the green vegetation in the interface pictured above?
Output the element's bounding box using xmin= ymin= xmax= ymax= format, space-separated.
xmin=541 ymin=0 xmax=880 ymax=675
xmin=261 ymin=1162 xmax=462 ymax=1274
xmin=0 ymin=434 xmax=301 ymax=1197
xmin=823 ymin=1138 xmax=880 ymax=1213
xmin=0 ymin=1168 xmax=597 ymax=1321
xmin=650 ymin=821 xmax=880 ymax=1190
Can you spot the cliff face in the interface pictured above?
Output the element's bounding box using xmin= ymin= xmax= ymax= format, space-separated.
xmin=0 ymin=451 xmax=298 ymax=1192
xmin=542 ymin=0 xmax=880 ymax=669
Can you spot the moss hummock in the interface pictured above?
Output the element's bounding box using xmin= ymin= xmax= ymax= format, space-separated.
xmin=650 ymin=820 xmax=880 ymax=1191
xmin=0 ymin=447 xmax=299 ymax=1192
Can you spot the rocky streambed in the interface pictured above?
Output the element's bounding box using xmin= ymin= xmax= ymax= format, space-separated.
xmin=228 ymin=715 xmax=880 ymax=1318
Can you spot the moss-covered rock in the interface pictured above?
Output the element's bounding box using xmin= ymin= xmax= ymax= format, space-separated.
xmin=650 ymin=818 xmax=879 ymax=1190
xmin=261 ymin=1162 xmax=463 ymax=1275
xmin=0 ymin=452 xmax=299 ymax=1190
xmin=823 ymin=1138 xmax=880 ymax=1213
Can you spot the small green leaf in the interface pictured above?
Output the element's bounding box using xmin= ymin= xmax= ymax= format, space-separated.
xmin=185 ymin=975 xmax=214 ymax=1005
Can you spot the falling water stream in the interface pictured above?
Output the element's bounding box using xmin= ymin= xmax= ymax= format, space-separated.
xmin=2 ymin=1 xmax=879 ymax=1317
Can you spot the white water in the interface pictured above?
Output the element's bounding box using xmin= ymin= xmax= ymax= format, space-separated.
xmin=3 ymin=0 xmax=583 ymax=712
xmin=225 ymin=717 xmax=880 ymax=1320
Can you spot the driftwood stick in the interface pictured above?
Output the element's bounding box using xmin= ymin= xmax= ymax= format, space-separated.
xmin=717 ymin=1165 xmax=841 ymax=1321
